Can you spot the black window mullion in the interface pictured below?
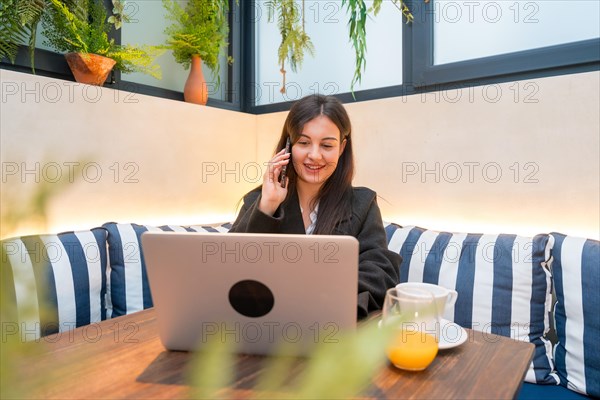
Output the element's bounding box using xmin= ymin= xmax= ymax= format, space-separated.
xmin=105 ymin=0 xmax=120 ymax=85
xmin=402 ymin=2 xmax=416 ymax=96
xmin=411 ymin=0 xmax=432 ymax=87
xmin=241 ymin=0 xmax=256 ymax=113
xmin=226 ymin=0 xmax=243 ymax=110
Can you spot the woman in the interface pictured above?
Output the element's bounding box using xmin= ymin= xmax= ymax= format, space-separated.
xmin=230 ymin=94 xmax=400 ymax=318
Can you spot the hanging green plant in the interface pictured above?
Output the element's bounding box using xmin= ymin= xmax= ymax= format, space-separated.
xmin=344 ymin=0 xmax=414 ymax=92
xmin=268 ymin=0 xmax=418 ymax=95
xmin=266 ymin=0 xmax=315 ymax=94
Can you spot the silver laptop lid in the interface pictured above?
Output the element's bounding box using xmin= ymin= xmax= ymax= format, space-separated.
xmin=141 ymin=231 xmax=359 ymax=355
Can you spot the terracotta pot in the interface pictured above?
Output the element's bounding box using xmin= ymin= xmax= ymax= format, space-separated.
xmin=184 ymin=55 xmax=208 ymax=105
xmin=64 ymin=52 xmax=116 ymax=86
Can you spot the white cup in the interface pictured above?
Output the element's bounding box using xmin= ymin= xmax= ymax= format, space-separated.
xmin=395 ymin=282 xmax=458 ymax=320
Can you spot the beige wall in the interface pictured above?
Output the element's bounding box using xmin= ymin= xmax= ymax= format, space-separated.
xmin=1 ymin=70 xmax=257 ymax=237
xmin=2 ymin=69 xmax=599 ymax=239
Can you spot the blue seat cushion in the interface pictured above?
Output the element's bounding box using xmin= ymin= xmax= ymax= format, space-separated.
xmin=518 ymin=382 xmax=590 ymax=399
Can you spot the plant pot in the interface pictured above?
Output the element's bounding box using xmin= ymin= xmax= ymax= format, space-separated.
xmin=64 ymin=52 xmax=116 ymax=86
xmin=184 ymin=55 xmax=208 ymax=105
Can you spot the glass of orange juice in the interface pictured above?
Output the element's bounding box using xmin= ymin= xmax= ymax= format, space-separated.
xmin=382 ymin=287 xmax=439 ymax=371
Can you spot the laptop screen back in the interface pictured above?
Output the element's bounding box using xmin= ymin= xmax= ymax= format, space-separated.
xmin=141 ymin=231 xmax=359 ymax=355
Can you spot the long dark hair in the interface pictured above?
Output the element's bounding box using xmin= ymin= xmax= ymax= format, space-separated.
xmin=274 ymin=94 xmax=355 ymax=234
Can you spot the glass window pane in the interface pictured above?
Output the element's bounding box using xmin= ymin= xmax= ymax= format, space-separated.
xmin=35 ymin=25 xmax=55 ymax=52
xmin=254 ymin=0 xmax=403 ymax=106
xmin=120 ymin=0 xmax=228 ymax=101
xmin=433 ymin=0 xmax=600 ymax=65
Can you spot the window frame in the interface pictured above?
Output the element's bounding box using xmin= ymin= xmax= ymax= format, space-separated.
xmin=112 ymin=0 xmax=240 ymax=109
xmin=1 ymin=0 xmax=241 ymax=111
xmin=1 ymin=0 xmax=117 ymax=82
xmin=2 ymin=0 xmax=599 ymax=113
xmin=247 ymin=0 xmax=417 ymax=115
xmin=247 ymin=0 xmax=600 ymax=114
xmin=2 ymin=46 xmax=73 ymax=79
xmin=410 ymin=0 xmax=600 ymax=88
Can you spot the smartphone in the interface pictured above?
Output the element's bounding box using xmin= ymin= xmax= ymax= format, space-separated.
xmin=279 ymin=137 xmax=291 ymax=188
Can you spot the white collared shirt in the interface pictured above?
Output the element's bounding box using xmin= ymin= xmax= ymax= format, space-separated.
xmin=300 ymin=203 xmax=319 ymax=235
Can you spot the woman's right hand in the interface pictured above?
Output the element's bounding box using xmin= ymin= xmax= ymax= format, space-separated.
xmin=259 ymin=148 xmax=291 ymax=216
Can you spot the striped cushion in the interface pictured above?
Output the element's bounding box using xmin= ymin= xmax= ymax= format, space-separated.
xmin=383 ymin=221 xmax=403 ymax=243
xmin=551 ymin=233 xmax=599 ymax=398
xmin=103 ymin=222 xmax=232 ymax=318
xmin=387 ymin=226 xmax=557 ymax=384
xmin=1 ymin=228 xmax=108 ymax=340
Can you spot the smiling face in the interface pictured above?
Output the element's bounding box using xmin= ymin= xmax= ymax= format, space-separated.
xmin=291 ymin=115 xmax=347 ymax=190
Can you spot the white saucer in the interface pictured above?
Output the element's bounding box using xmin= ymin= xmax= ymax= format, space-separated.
xmin=377 ymin=319 xmax=468 ymax=350
xmin=438 ymin=319 xmax=468 ymax=350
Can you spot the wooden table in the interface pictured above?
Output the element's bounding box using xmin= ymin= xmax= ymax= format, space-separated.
xmin=21 ymin=308 xmax=534 ymax=399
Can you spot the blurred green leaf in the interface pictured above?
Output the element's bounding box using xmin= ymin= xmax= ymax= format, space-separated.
xmin=188 ymin=319 xmax=397 ymax=399
xmin=0 ymin=156 xmax=89 ymax=398
xmin=188 ymin=332 xmax=235 ymax=399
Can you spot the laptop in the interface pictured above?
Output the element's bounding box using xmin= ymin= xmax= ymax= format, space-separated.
xmin=141 ymin=231 xmax=359 ymax=355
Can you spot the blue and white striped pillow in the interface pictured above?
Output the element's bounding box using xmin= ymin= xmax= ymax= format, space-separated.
xmin=1 ymin=228 xmax=108 ymax=340
xmin=103 ymin=222 xmax=232 ymax=318
xmin=383 ymin=221 xmax=403 ymax=243
xmin=387 ymin=226 xmax=557 ymax=384
xmin=551 ymin=233 xmax=599 ymax=398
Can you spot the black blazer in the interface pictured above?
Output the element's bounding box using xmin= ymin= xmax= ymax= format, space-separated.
xmin=230 ymin=186 xmax=401 ymax=318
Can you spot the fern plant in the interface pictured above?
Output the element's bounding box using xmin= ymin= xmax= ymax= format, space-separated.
xmin=0 ymin=0 xmax=47 ymax=71
xmin=41 ymin=0 xmax=162 ymax=79
xmin=162 ymin=0 xmax=231 ymax=85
